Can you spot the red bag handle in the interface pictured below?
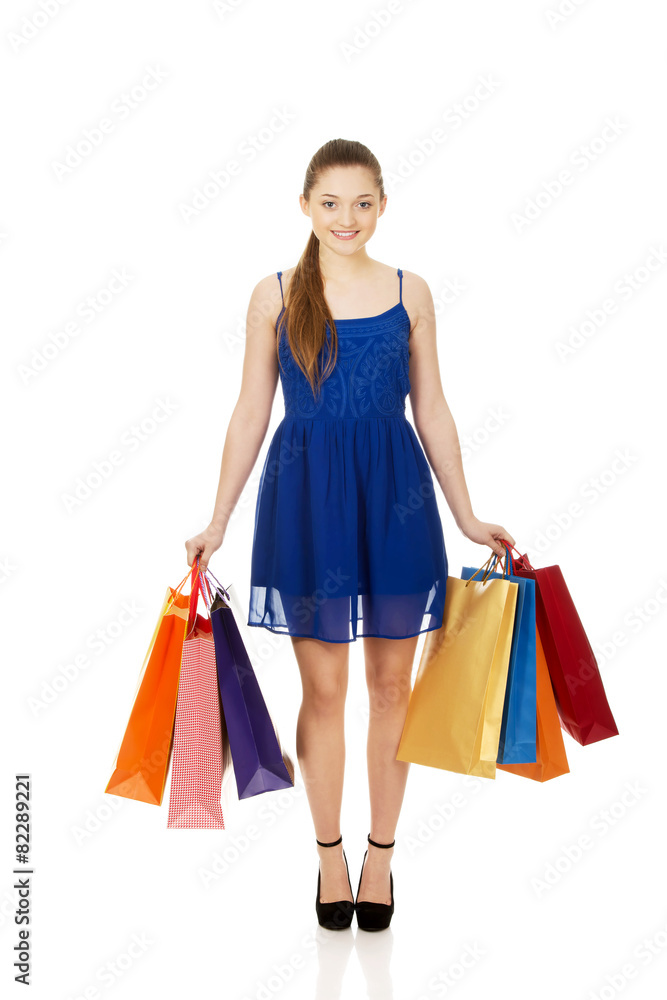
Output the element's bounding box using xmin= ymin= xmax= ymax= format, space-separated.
xmin=498 ymin=539 xmax=535 ymax=572
xmin=186 ymin=557 xmax=226 ymax=638
xmin=163 ymin=560 xmax=203 ymax=620
xmin=186 ymin=560 xmax=205 ymax=634
xmin=165 ymin=564 xmax=196 ymax=607
xmin=163 ymin=557 xmax=227 ymax=628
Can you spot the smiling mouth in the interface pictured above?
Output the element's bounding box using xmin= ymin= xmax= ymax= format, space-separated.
xmin=331 ymin=230 xmax=359 ymax=239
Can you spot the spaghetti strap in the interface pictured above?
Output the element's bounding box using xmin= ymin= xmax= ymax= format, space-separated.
xmin=397 ymin=267 xmax=403 ymax=304
xmin=277 ymin=270 xmax=284 ymax=306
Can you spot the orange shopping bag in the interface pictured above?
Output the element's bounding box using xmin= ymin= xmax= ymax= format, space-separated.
xmin=105 ymin=561 xmax=202 ymax=805
xmin=497 ymin=626 xmax=569 ymax=782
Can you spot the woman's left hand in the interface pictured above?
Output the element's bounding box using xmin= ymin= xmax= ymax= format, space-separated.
xmin=458 ymin=517 xmax=515 ymax=558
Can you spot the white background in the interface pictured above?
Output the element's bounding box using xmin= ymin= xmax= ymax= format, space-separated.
xmin=2 ymin=1 xmax=666 ymax=998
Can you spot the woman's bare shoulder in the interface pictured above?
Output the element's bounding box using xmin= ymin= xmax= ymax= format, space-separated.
xmin=246 ymin=270 xmax=293 ymax=331
xmin=398 ymin=267 xmax=431 ymax=296
xmin=252 ymin=266 xmax=297 ymax=299
xmin=274 ymin=265 xmax=297 ymax=292
xmin=397 ymin=268 xmax=434 ymax=331
xmin=250 ymin=270 xmax=283 ymax=297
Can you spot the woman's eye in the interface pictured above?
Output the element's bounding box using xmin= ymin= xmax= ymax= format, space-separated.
xmin=322 ymin=202 xmax=371 ymax=209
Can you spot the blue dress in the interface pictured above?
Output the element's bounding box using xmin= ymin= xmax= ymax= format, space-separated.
xmin=247 ymin=267 xmax=448 ymax=643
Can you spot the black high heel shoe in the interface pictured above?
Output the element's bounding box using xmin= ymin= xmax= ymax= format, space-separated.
xmin=315 ymin=835 xmax=354 ymax=930
xmin=355 ymin=833 xmax=395 ymax=931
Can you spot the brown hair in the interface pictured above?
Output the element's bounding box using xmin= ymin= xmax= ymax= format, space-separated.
xmin=276 ymin=139 xmax=385 ymax=398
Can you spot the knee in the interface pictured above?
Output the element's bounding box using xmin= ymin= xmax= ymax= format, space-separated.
xmin=301 ymin=675 xmax=347 ymax=715
xmin=367 ymin=667 xmax=412 ymax=714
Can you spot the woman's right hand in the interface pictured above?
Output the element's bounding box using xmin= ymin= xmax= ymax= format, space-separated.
xmin=184 ymin=524 xmax=225 ymax=573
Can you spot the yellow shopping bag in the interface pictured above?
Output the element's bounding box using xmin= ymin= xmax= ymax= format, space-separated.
xmin=397 ymin=554 xmax=518 ymax=779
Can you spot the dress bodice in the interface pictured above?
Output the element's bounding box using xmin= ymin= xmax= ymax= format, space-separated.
xmin=276 ymin=286 xmax=412 ymax=421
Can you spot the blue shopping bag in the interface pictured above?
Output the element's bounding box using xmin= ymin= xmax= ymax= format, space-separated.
xmin=461 ymin=550 xmax=537 ymax=764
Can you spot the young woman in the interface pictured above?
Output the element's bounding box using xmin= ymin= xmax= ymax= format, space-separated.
xmin=185 ymin=138 xmax=515 ymax=932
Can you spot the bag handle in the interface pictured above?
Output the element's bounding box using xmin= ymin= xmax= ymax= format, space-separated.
xmin=163 ymin=563 xmax=198 ymax=616
xmin=488 ymin=540 xmax=516 ymax=579
xmin=195 ymin=558 xmax=213 ymax=607
xmin=464 ymin=550 xmax=498 ymax=587
xmin=185 ymin=560 xmax=206 ymax=636
xmin=500 ymin=539 xmax=534 ymax=571
xmin=202 ymin=564 xmax=233 ymax=603
xmin=185 ymin=556 xmax=220 ymax=638
xmin=162 ymin=557 xmax=229 ymax=624
xmin=164 ymin=565 xmax=199 ymax=619
xmin=197 ymin=560 xmax=214 ymax=611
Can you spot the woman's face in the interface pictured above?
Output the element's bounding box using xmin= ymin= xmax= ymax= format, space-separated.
xmin=300 ymin=166 xmax=386 ymax=256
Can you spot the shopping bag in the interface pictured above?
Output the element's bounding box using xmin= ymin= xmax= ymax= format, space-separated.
xmin=205 ymin=567 xmax=295 ymax=799
xmin=461 ymin=549 xmax=537 ymax=764
xmin=167 ymin=569 xmax=235 ymax=828
xmin=396 ymin=553 xmax=518 ymax=779
xmin=498 ymin=624 xmax=570 ymax=781
xmin=106 ymin=562 xmax=201 ymax=805
xmin=505 ymin=542 xmax=618 ymax=746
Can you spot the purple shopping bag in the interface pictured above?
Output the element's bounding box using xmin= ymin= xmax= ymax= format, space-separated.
xmin=205 ymin=569 xmax=295 ymax=799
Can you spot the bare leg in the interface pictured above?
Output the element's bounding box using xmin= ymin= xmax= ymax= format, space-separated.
xmin=291 ymin=634 xmax=353 ymax=904
xmin=358 ymin=633 xmax=419 ymax=904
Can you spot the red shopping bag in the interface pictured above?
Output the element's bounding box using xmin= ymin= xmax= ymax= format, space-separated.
xmin=504 ymin=542 xmax=618 ymax=746
xmin=167 ymin=567 xmax=235 ymax=829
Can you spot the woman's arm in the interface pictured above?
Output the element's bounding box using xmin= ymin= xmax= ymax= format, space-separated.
xmin=185 ymin=274 xmax=282 ymax=570
xmin=404 ymin=271 xmax=514 ymax=559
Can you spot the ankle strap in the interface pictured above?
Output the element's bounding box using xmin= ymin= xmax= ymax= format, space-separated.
xmin=316 ymin=834 xmax=342 ymax=847
xmin=368 ymin=834 xmax=395 ymax=849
